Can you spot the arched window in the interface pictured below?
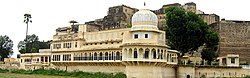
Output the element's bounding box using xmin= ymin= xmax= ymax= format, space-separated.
xmin=139 ymin=48 xmax=143 ymax=59
xmin=164 ymin=50 xmax=166 ymax=59
xmin=129 ymin=48 xmax=132 ymax=58
xmin=84 ymin=53 xmax=87 ymax=60
xmin=116 ymin=52 xmax=120 ymax=60
xmin=134 ymin=48 xmax=138 ymax=58
xmin=89 ymin=53 xmax=92 ymax=60
xmin=99 ymin=52 xmax=103 ymax=60
xmin=105 ymin=52 xmax=108 ymax=60
xmin=161 ymin=50 xmax=163 ymax=59
xmin=80 ymin=53 xmax=83 ymax=60
xmin=187 ymin=75 xmax=190 ymax=78
xmin=94 ymin=52 xmax=97 ymax=60
xmin=167 ymin=54 xmax=169 ymax=61
xmin=157 ymin=49 xmax=160 ymax=59
xmin=120 ymin=52 xmax=122 ymax=60
xmin=124 ymin=49 xmax=127 ymax=58
xmin=109 ymin=52 xmax=112 ymax=60
xmin=152 ymin=49 xmax=156 ymax=59
xmin=144 ymin=48 xmax=150 ymax=59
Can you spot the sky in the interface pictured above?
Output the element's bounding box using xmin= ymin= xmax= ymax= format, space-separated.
xmin=0 ymin=0 xmax=250 ymax=58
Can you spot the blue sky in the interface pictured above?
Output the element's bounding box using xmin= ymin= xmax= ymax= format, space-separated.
xmin=0 ymin=0 xmax=249 ymax=58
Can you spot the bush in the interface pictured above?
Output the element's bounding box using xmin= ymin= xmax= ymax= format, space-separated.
xmin=0 ymin=69 xmax=8 ymax=73
xmin=0 ymin=68 xmax=126 ymax=78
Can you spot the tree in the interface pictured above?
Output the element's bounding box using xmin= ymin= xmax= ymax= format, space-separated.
xmin=69 ymin=20 xmax=78 ymax=33
xmin=165 ymin=6 xmax=218 ymax=64
xmin=18 ymin=34 xmax=50 ymax=54
xmin=201 ymin=30 xmax=219 ymax=65
xmin=0 ymin=35 xmax=13 ymax=61
xmin=24 ymin=14 xmax=32 ymax=53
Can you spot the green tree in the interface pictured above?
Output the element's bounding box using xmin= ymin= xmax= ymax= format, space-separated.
xmin=18 ymin=34 xmax=50 ymax=54
xmin=201 ymin=30 xmax=219 ymax=65
xmin=69 ymin=20 xmax=78 ymax=33
xmin=0 ymin=35 xmax=13 ymax=61
xmin=24 ymin=14 xmax=32 ymax=53
xmin=165 ymin=6 xmax=218 ymax=64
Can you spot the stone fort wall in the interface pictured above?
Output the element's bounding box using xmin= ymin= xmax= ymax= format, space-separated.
xmin=217 ymin=20 xmax=250 ymax=64
xmin=53 ymin=64 xmax=250 ymax=78
xmin=178 ymin=66 xmax=250 ymax=78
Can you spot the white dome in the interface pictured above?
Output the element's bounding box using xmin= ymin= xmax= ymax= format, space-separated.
xmin=131 ymin=9 xmax=158 ymax=31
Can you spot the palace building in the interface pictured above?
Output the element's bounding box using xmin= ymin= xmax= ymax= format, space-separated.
xmin=19 ymin=4 xmax=250 ymax=78
xmin=49 ymin=7 xmax=179 ymax=78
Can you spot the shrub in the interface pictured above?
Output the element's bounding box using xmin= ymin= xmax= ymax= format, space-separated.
xmin=0 ymin=68 xmax=126 ymax=78
xmin=0 ymin=69 xmax=8 ymax=73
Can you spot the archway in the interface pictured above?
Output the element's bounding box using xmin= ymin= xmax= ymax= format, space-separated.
xmin=105 ymin=52 xmax=108 ymax=60
xmin=152 ymin=49 xmax=156 ymax=59
xmin=134 ymin=48 xmax=138 ymax=58
xmin=99 ymin=52 xmax=103 ymax=60
xmin=129 ymin=48 xmax=132 ymax=58
xmin=116 ymin=52 xmax=120 ymax=60
xmin=84 ymin=53 xmax=87 ymax=60
xmin=144 ymin=48 xmax=150 ymax=59
xmin=94 ymin=52 xmax=97 ymax=60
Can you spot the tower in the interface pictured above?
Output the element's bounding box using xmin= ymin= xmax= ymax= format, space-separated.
xmin=121 ymin=6 xmax=178 ymax=78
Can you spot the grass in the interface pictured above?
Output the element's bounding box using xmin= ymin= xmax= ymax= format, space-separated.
xmin=0 ymin=73 xmax=74 ymax=78
xmin=0 ymin=68 xmax=126 ymax=78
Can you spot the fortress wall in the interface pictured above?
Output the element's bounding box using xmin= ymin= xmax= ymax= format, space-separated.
xmin=177 ymin=66 xmax=250 ymax=78
xmin=195 ymin=67 xmax=250 ymax=78
xmin=219 ymin=22 xmax=250 ymax=63
xmin=125 ymin=65 xmax=175 ymax=78
xmin=57 ymin=65 xmax=125 ymax=73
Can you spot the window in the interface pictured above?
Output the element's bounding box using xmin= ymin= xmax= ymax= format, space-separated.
xmin=73 ymin=53 xmax=90 ymax=61
xmin=53 ymin=44 xmax=61 ymax=49
xmin=231 ymin=58 xmax=235 ymax=64
xmin=41 ymin=56 xmax=44 ymax=62
xmin=63 ymin=42 xmax=72 ymax=48
xmin=116 ymin=52 xmax=121 ymax=60
xmin=134 ymin=51 xmax=138 ymax=58
xmin=75 ymin=42 xmax=77 ymax=48
xmin=63 ymin=54 xmax=71 ymax=61
xmin=134 ymin=34 xmax=138 ymax=39
xmin=24 ymin=59 xmax=31 ymax=64
xmin=145 ymin=34 xmax=148 ymax=38
xmin=144 ymin=50 xmax=149 ymax=59
xmin=45 ymin=57 xmax=48 ymax=62
xmin=52 ymin=55 xmax=61 ymax=61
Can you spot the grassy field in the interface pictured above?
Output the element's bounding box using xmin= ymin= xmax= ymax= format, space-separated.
xmin=0 ymin=73 xmax=75 ymax=78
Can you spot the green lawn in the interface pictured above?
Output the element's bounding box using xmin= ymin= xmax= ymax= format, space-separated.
xmin=0 ymin=73 xmax=75 ymax=78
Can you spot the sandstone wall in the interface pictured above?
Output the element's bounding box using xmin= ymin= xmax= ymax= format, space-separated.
xmin=56 ymin=65 xmax=125 ymax=73
xmin=126 ymin=65 xmax=175 ymax=78
xmin=218 ymin=21 xmax=250 ymax=63
xmin=177 ymin=66 xmax=195 ymax=78
xmin=195 ymin=67 xmax=250 ymax=77
xmin=177 ymin=66 xmax=250 ymax=78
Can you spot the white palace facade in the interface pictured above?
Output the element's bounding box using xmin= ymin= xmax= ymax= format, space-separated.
xmin=50 ymin=8 xmax=178 ymax=78
xmin=20 ymin=7 xmax=250 ymax=78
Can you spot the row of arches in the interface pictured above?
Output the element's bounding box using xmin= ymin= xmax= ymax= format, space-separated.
xmin=73 ymin=51 xmax=122 ymax=61
xmin=123 ymin=48 xmax=167 ymax=60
